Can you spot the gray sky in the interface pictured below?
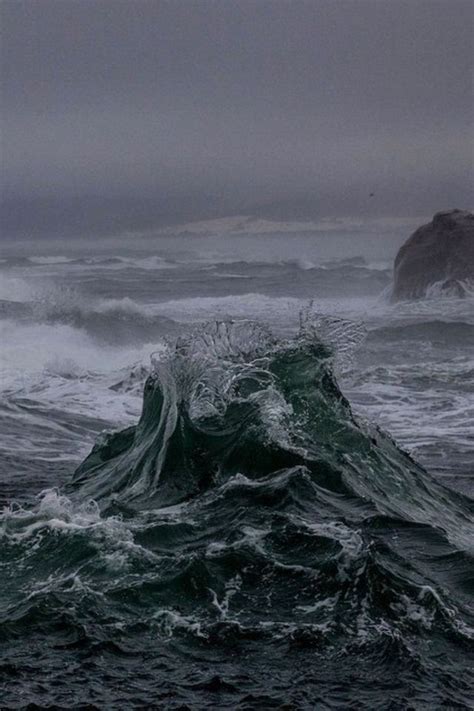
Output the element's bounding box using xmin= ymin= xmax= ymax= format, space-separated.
xmin=1 ymin=0 xmax=473 ymax=237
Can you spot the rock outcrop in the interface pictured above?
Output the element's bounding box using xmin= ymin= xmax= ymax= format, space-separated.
xmin=391 ymin=209 xmax=474 ymax=300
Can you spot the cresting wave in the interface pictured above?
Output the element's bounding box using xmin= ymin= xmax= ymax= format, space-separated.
xmin=2 ymin=254 xmax=177 ymax=269
xmin=1 ymin=319 xmax=473 ymax=708
xmin=70 ymin=320 xmax=472 ymax=531
xmin=1 ymin=253 xmax=384 ymax=270
xmin=0 ymin=284 xmax=182 ymax=345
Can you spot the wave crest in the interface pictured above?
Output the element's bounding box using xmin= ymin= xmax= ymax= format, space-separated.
xmin=70 ymin=318 xmax=472 ymax=550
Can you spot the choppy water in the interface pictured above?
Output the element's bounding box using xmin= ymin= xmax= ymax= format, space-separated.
xmin=0 ymin=234 xmax=473 ymax=708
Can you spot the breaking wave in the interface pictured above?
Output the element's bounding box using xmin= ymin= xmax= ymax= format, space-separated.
xmin=1 ymin=318 xmax=473 ymax=708
xmin=0 ymin=283 xmax=181 ymax=344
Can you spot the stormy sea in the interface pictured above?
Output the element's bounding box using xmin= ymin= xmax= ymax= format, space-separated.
xmin=0 ymin=230 xmax=473 ymax=709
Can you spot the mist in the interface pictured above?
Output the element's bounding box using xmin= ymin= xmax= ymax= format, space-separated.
xmin=1 ymin=0 xmax=473 ymax=238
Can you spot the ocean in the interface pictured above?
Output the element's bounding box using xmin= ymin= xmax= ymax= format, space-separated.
xmin=0 ymin=231 xmax=473 ymax=709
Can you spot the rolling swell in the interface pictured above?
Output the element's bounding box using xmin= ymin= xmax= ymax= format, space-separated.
xmin=0 ymin=291 xmax=181 ymax=343
xmin=1 ymin=319 xmax=473 ymax=708
xmin=369 ymin=319 xmax=474 ymax=346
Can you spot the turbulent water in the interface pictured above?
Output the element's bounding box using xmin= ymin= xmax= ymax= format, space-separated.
xmin=0 ymin=234 xmax=473 ymax=708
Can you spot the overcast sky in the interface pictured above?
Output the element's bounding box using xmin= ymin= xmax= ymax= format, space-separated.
xmin=1 ymin=0 xmax=473 ymax=237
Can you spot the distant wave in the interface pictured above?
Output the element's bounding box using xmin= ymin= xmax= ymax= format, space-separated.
xmin=1 ymin=255 xmax=178 ymax=271
xmin=32 ymin=294 xmax=181 ymax=343
xmin=29 ymin=256 xmax=77 ymax=265
xmin=1 ymin=254 xmax=392 ymax=289
xmin=0 ymin=284 xmax=181 ymax=344
xmin=369 ymin=320 xmax=474 ymax=345
xmin=205 ymin=255 xmax=390 ymax=272
xmin=83 ymin=255 xmax=177 ymax=271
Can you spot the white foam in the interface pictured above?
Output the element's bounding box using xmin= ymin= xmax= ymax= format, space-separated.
xmin=146 ymin=293 xmax=379 ymax=326
xmin=121 ymin=255 xmax=176 ymax=270
xmin=29 ymin=256 xmax=75 ymax=265
xmin=0 ymin=319 xmax=158 ymax=378
xmin=0 ymin=275 xmax=35 ymax=302
xmin=82 ymin=255 xmax=176 ymax=271
xmin=95 ymin=296 xmax=156 ymax=316
xmin=0 ymin=490 xmax=156 ymax=570
xmin=0 ymin=319 xmax=162 ymax=449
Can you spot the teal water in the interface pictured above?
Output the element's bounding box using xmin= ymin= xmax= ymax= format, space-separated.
xmin=0 ymin=241 xmax=473 ymax=708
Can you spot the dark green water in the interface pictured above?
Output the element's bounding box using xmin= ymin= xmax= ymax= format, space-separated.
xmin=1 ymin=320 xmax=473 ymax=709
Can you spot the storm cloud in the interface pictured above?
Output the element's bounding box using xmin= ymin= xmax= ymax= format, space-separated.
xmin=1 ymin=0 xmax=473 ymax=237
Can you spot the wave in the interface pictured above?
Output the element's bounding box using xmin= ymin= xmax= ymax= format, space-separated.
xmin=0 ymin=251 xmax=393 ymax=277
xmin=205 ymin=255 xmax=391 ymax=274
xmin=425 ymin=278 xmax=474 ymax=299
xmin=0 ymin=274 xmax=38 ymax=302
xmin=11 ymin=254 xmax=178 ymax=270
xmin=70 ymin=319 xmax=472 ymax=529
xmin=369 ymin=319 xmax=474 ymax=346
xmin=0 ymin=317 xmax=164 ymax=386
xmin=383 ymin=278 xmax=474 ymax=304
xmin=78 ymin=255 xmax=177 ymax=271
xmin=0 ymin=283 xmax=182 ymax=344
xmin=28 ymin=255 xmax=77 ymax=265
xmin=1 ymin=317 xmax=473 ymax=706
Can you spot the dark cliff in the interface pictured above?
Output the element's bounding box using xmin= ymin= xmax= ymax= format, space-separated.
xmin=391 ymin=210 xmax=474 ymax=300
